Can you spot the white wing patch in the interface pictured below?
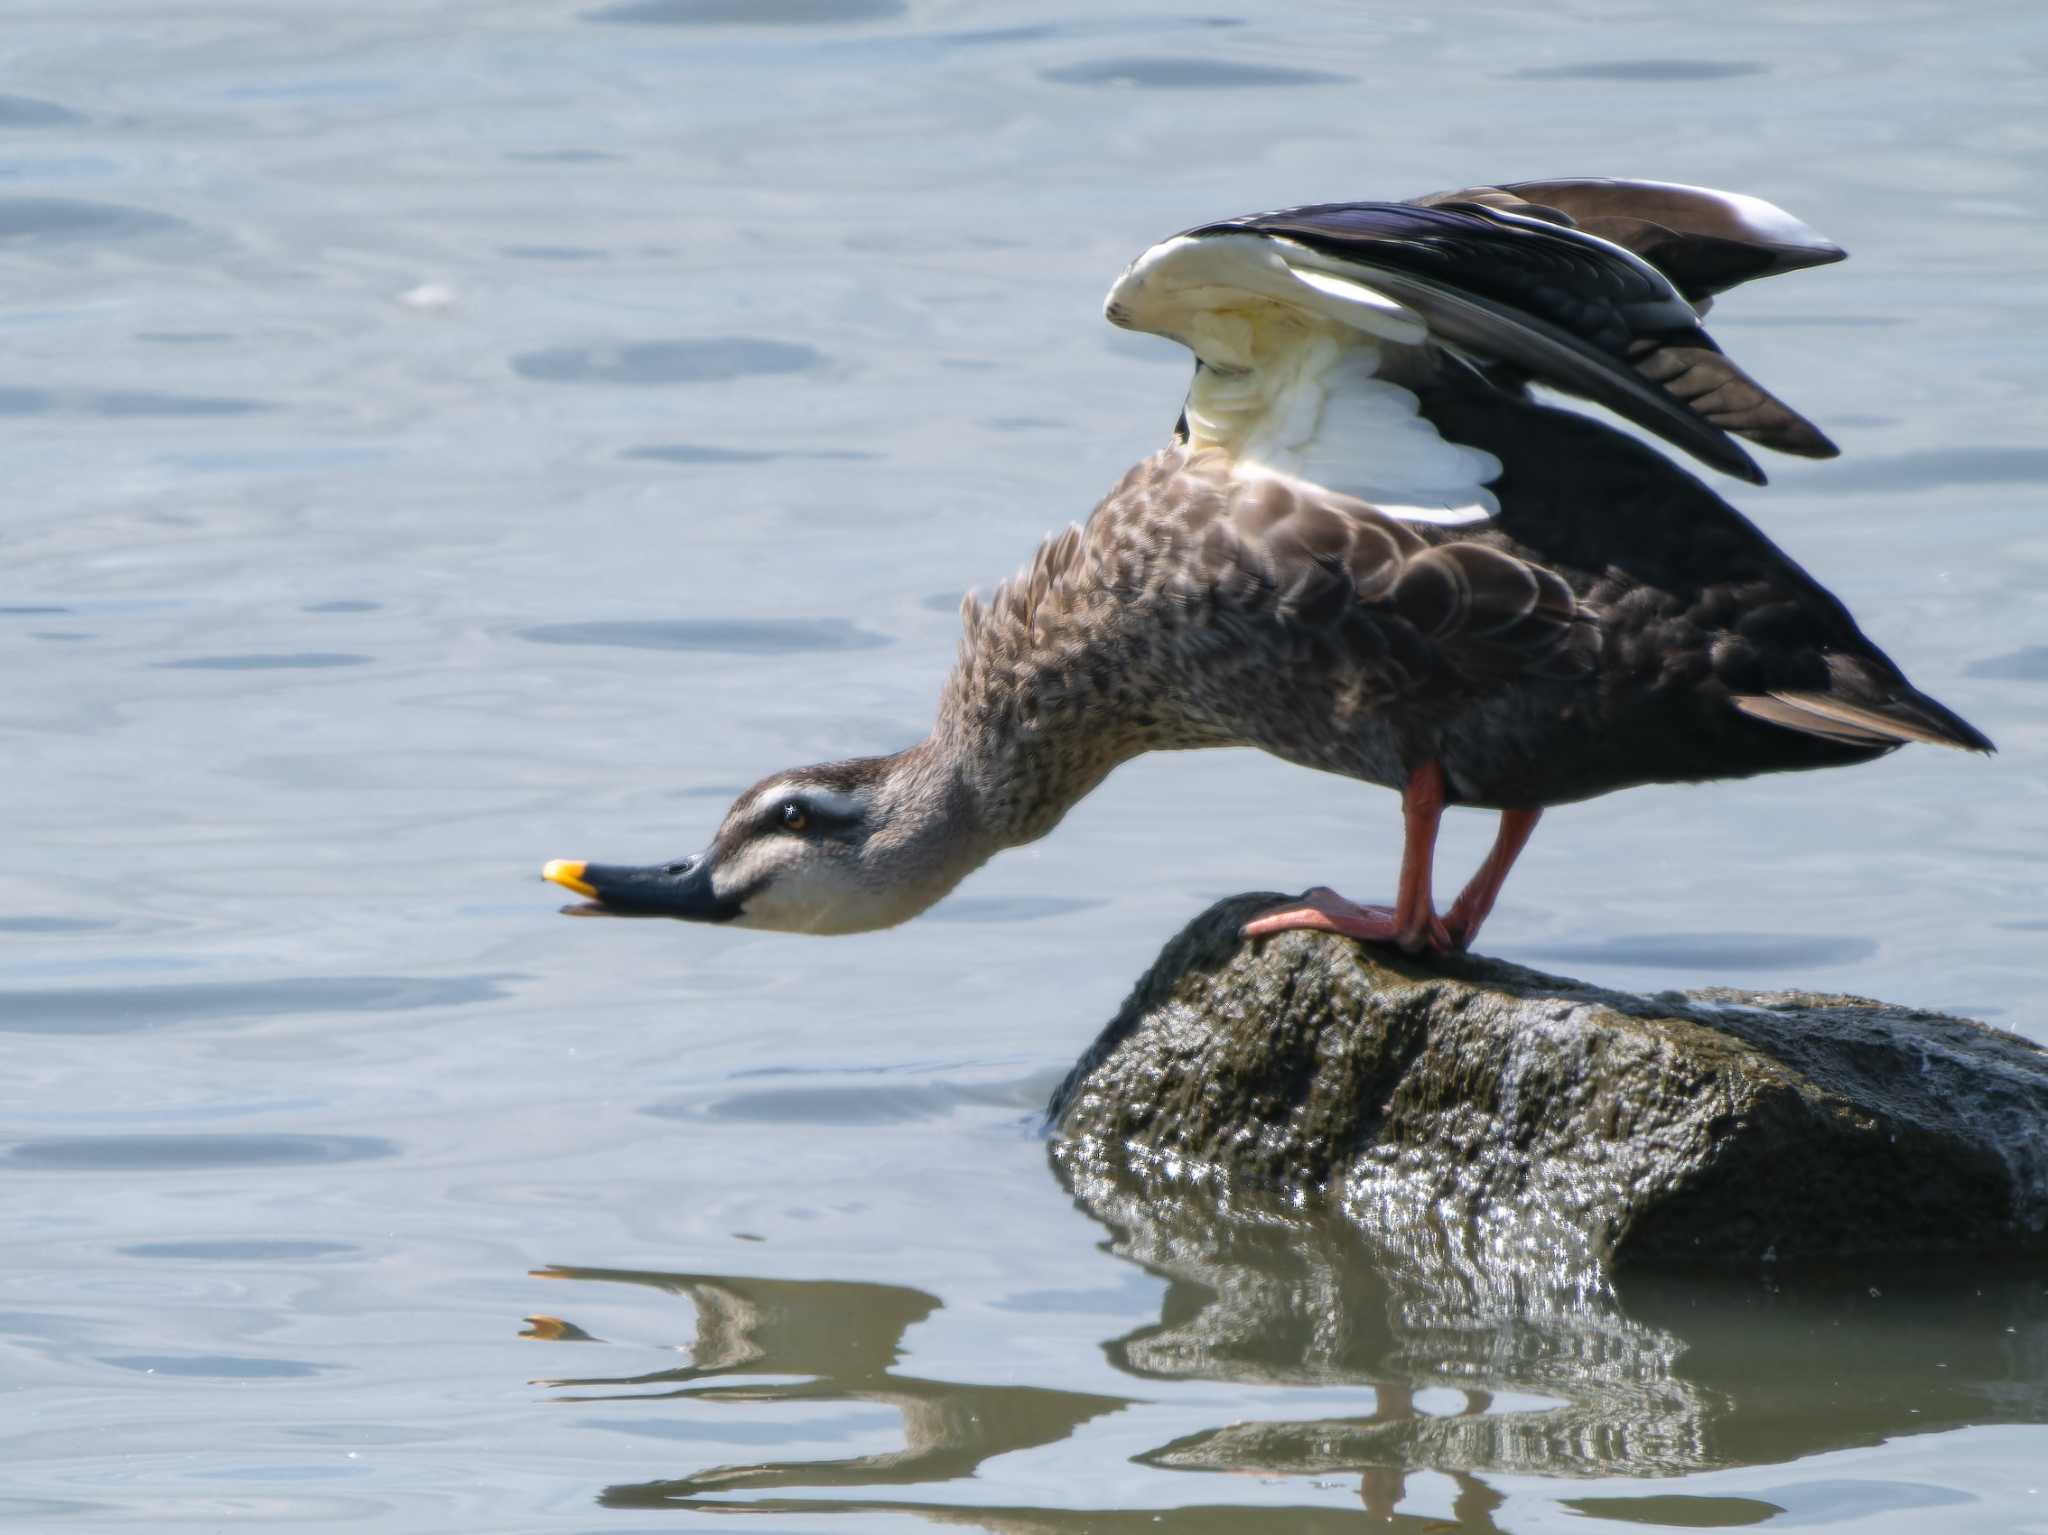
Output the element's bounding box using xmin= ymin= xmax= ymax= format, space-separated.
xmin=1106 ymin=233 xmax=1500 ymax=525
xmin=1107 ymin=233 xmax=1425 ymax=352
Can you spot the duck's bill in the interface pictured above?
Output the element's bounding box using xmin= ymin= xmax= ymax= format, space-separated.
xmin=540 ymin=857 xmax=741 ymax=922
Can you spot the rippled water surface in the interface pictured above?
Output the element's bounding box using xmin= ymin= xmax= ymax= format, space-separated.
xmin=5 ymin=0 xmax=2046 ymax=1529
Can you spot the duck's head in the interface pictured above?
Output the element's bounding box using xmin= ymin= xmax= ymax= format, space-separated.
xmin=541 ymin=747 xmax=978 ymax=935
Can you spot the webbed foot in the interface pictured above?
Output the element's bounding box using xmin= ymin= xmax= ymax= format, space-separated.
xmin=1241 ymin=886 xmax=1451 ymax=954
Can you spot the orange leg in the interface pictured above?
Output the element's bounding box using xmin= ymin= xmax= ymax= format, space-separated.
xmin=1442 ymin=807 xmax=1541 ymax=952
xmin=1242 ymin=761 xmax=1453 ymax=954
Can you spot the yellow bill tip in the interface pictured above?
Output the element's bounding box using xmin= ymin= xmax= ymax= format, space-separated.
xmin=541 ymin=859 xmax=597 ymax=900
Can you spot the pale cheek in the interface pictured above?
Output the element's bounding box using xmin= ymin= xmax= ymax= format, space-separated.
xmin=732 ymin=860 xmax=872 ymax=935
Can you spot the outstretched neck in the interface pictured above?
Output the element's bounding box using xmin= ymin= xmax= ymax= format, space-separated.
xmin=842 ymin=717 xmax=1116 ymax=932
xmin=926 ymin=705 xmax=1130 ymax=857
xmin=927 ymin=580 xmax=1152 ymax=854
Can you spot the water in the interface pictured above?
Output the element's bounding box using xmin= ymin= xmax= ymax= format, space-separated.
xmin=4 ymin=0 xmax=2045 ymax=1527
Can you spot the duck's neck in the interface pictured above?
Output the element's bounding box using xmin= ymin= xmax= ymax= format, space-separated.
xmin=928 ymin=702 xmax=1130 ymax=857
xmin=924 ymin=585 xmax=1147 ymax=856
xmin=843 ymin=714 xmax=1117 ymax=931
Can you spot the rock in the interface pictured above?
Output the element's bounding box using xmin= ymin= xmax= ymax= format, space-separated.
xmin=1048 ymin=894 xmax=2048 ymax=1269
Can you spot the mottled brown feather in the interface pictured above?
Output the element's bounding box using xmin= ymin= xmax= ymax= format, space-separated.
xmin=941 ymin=449 xmax=1586 ymax=789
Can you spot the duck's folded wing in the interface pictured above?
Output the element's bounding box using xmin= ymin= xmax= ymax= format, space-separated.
xmin=1167 ymin=467 xmax=1594 ymax=691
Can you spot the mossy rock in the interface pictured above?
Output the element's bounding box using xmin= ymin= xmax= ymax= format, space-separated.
xmin=1049 ymin=894 xmax=2048 ymax=1269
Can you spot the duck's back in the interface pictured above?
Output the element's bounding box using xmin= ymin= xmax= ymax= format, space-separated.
xmin=1403 ymin=379 xmax=1986 ymax=806
xmin=1035 ymin=447 xmax=1596 ymax=796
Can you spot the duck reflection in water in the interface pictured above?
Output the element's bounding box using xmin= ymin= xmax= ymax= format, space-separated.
xmin=527 ymin=1265 xmax=1134 ymax=1511
xmin=523 ymin=1188 xmax=2048 ymax=1532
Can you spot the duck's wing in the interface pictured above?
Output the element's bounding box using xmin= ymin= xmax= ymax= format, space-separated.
xmin=1415 ymin=177 xmax=1845 ymax=304
xmin=1413 ymin=178 xmax=1844 ymax=460
xmin=1105 ymin=189 xmax=1841 ymax=504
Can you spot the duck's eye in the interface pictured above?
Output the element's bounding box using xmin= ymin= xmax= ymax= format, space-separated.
xmin=779 ymin=802 xmax=809 ymax=833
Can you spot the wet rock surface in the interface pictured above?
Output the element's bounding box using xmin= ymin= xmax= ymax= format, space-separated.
xmin=1049 ymin=894 xmax=2048 ymax=1269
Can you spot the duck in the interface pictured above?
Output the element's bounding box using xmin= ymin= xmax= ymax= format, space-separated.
xmin=541 ymin=177 xmax=1992 ymax=952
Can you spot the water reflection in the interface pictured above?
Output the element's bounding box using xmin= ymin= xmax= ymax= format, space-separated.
xmin=1508 ymin=59 xmax=1766 ymax=82
xmin=649 ymin=1078 xmax=1018 ymax=1125
xmin=1968 ymin=645 xmax=2048 ymax=682
xmin=623 ymin=442 xmax=876 ymax=465
xmin=529 ymin=1180 xmax=2048 ymax=1530
xmin=1522 ymin=930 xmax=1877 ymax=970
xmin=0 ymin=196 xmax=188 ymax=245
xmin=0 ymin=973 xmax=510 ymax=1034
xmin=156 ymin=652 xmax=370 ymax=670
xmin=519 ymin=617 xmax=890 ymax=654
xmin=509 ymin=337 xmax=822 ymax=386
xmin=100 ymin=1353 xmax=327 ymax=1378
xmin=2 ymin=1133 xmax=397 ymax=1171
xmin=585 ymin=0 xmax=908 ymax=25
xmin=1041 ymin=57 xmax=1352 ymax=89
xmin=120 ymin=1239 xmax=356 ymax=1261
xmin=500 ymin=245 xmax=606 ymax=261
xmin=529 ymin=1265 xmax=1131 ymax=1509
xmin=1780 ymin=445 xmax=2048 ymax=495
xmin=0 ymin=94 xmax=86 ymax=127
xmin=1091 ymin=1174 xmax=2048 ymax=1473
xmin=0 ymin=387 xmax=266 ymax=417
xmin=925 ymin=894 xmax=1104 ymax=923
xmin=1088 ymin=1178 xmax=1702 ymax=1493
xmin=502 ymin=148 xmax=618 ymax=163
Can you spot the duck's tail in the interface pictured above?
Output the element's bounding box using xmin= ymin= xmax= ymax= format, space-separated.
xmin=1732 ymin=684 xmax=1995 ymax=754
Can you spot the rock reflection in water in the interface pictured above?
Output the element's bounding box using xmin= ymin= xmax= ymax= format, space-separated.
xmin=525 ymin=1202 xmax=2048 ymax=1530
xmin=1086 ymin=1172 xmax=1696 ymax=1525
xmin=1080 ymin=1169 xmax=2048 ymax=1516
